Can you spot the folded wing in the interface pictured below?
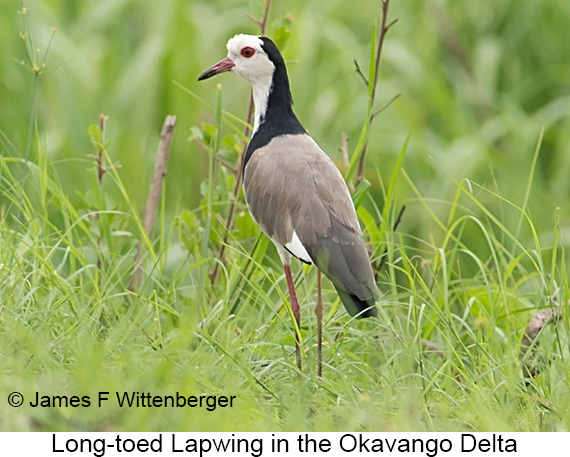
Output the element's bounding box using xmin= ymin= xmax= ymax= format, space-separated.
xmin=244 ymin=134 xmax=378 ymax=318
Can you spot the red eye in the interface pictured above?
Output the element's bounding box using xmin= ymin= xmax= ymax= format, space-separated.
xmin=240 ymin=46 xmax=255 ymax=58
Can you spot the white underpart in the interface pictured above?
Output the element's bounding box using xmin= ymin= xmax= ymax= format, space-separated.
xmin=271 ymin=232 xmax=313 ymax=266
xmin=275 ymin=231 xmax=312 ymax=266
xmin=225 ymin=34 xmax=275 ymax=134
xmin=284 ymin=230 xmax=312 ymax=264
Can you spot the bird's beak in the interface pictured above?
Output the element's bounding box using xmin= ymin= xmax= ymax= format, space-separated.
xmin=198 ymin=57 xmax=235 ymax=81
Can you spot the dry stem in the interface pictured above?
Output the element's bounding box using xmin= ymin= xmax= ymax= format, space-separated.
xmin=129 ymin=115 xmax=177 ymax=291
xmin=355 ymin=0 xmax=397 ymax=186
xmin=520 ymin=307 xmax=563 ymax=378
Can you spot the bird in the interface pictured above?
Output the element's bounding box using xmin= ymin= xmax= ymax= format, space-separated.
xmin=198 ymin=34 xmax=378 ymax=375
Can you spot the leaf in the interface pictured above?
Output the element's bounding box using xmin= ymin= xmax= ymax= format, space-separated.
xmin=380 ymin=134 xmax=410 ymax=232
xmin=235 ymin=211 xmax=257 ymax=239
xmin=87 ymin=124 xmax=102 ymax=144
xmin=202 ymin=123 xmax=215 ymax=146
xmin=179 ymin=209 xmax=197 ymax=227
xmin=177 ymin=209 xmax=203 ymax=254
xmin=352 ymin=178 xmax=371 ymax=209
xmin=189 ymin=126 xmax=204 ymax=142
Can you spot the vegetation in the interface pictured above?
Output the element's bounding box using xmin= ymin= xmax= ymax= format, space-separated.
xmin=1 ymin=0 xmax=569 ymax=431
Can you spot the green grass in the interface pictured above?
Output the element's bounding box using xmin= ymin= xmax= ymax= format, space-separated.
xmin=1 ymin=0 xmax=570 ymax=432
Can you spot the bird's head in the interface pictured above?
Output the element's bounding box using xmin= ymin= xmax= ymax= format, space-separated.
xmin=198 ymin=34 xmax=276 ymax=85
xmin=198 ymin=34 xmax=296 ymax=135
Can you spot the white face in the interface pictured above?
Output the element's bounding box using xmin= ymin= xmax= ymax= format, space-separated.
xmin=226 ymin=34 xmax=275 ymax=84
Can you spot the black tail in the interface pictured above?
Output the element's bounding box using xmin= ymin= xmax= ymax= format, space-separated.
xmin=334 ymin=286 xmax=378 ymax=318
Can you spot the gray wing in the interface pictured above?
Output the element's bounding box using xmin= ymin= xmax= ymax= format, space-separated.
xmin=243 ymin=134 xmax=378 ymax=317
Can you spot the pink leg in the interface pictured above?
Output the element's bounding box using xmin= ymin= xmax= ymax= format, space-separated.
xmin=283 ymin=263 xmax=302 ymax=371
xmin=316 ymin=270 xmax=323 ymax=377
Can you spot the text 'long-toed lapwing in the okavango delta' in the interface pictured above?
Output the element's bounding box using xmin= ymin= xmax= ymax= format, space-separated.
xmin=199 ymin=34 xmax=378 ymax=376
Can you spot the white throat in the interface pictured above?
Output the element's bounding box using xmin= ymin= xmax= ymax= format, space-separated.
xmin=250 ymin=74 xmax=273 ymax=135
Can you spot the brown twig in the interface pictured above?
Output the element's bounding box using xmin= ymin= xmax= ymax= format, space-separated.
xmin=129 ymin=115 xmax=177 ymax=291
xmin=88 ymin=114 xmax=109 ymax=287
xmin=241 ymin=0 xmax=272 ymax=32
xmin=356 ymin=0 xmax=397 ymax=186
xmin=353 ymin=59 xmax=369 ymax=86
xmin=421 ymin=339 xmax=444 ymax=358
xmin=519 ymin=307 xmax=563 ymax=379
xmin=97 ymin=114 xmax=108 ymax=183
xmin=142 ymin=115 xmax=177 ymax=235
xmin=372 ymin=92 xmax=401 ymax=119
xmin=87 ymin=114 xmax=122 ymax=182
xmin=209 ymin=0 xmax=273 ymax=285
xmin=370 ymin=14 xmax=398 ymax=105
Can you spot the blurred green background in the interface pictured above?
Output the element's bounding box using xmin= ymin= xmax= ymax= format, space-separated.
xmin=2 ymin=0 xmax=570 ymax=432
xmin=2 ymin=0 xmax=569 ymax=245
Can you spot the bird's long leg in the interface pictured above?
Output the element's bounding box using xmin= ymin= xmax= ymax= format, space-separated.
xmin=283 ymin=263 xmax=302 ymax=371
xmin=315 ymin=270 xmax=323 ymax=377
